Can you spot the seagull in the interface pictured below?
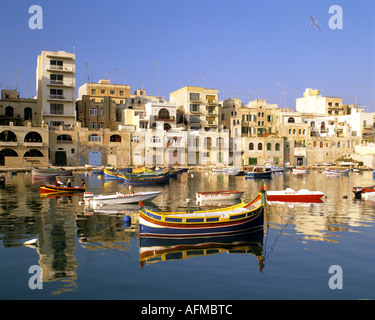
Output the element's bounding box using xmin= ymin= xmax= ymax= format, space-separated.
xmin=309 ymin=15 xmax=321 ymax=32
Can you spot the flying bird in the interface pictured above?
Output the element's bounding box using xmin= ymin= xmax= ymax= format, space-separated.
xmin=309 ymin=15 xmax=321 ymax=32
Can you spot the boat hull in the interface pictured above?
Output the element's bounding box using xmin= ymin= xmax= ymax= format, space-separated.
xmin=266 ymin=189 xmax=324 ymax=202
xmin=245 ymin=172 xmax=272 ymax=179
xmin=118 ymin=172 xmax=168 ymax=185
xmin=196 ymin=191 xmax=244 ymax=201
xmin=32 ymin=166 xmax=72 ymax=177
xmin=84 ymin=191 xmax=161 ymax=206
xmin=40 ymin=183 xmax=85 ymax=194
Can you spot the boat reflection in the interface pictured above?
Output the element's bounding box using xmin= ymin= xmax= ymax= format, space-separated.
xmin=196 ymin=199 xmax=241 ymax=207
xmin=139 ymin=228 xmax=264 ymax=271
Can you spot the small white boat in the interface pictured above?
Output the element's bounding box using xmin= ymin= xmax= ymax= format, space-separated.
xmin=292 ymin=167 xmax=310 ymax=174
xmin=266 ymin=165 xmax=285 ymax=172
xmin=196 ymin=191 xmax=244 ymax=201
xmin=361 ymin=191 xmax=375 ymax=200
xmin=266 ymin=188 xmax=325 ymax=202
xmin=323 ymin=168 xmax=349 ymax=176
xmin=84 ymin=191 xmax=161 ymax=208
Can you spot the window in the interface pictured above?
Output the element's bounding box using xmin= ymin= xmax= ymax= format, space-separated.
xmin=158 ymin=108 xmax=170 ymax=119
xmin=0 ymin=130 xmax=17 ymax=142
xmin=275 ymin=143 xmax=280 ymax=151
xmin=119 ymin=90 xmax=124 ymax=96
xmin=98 ymin=122 xmax=105 ymax=128
xmin=101 ymin=89 xmax=106 ymax=94
xmin=267 ymin=143 xmax=272 ymax=151
xmin=189 ymin=93 xmax=200 ymax=101
xmin=50 ymin=74 xmax=63 ymax=84
xmin=242 ymin=114 xmax=249 ymax=121
xmin=151 ymin=136 xmax=161 ymax=143
xmin=50 ymin=103 xmax=64 ymax=114
xmin=24 ymin=149 xmax=43 ymax=157
xmin=98 ymin=108 xmax=105 ymax=116
xmin=132 ymin=135 xmax=142 ymax=143
xmin=0 ymin=148 xmax=18 ymax=157
xmin=50 ymin=88 xmax=63 ymax=98
xmin=50 ymin=121 xmax=64 ymax=128
xmin=110 ymin=90 xmax=115 ymax=95
xmin=216 ymin=137 xmax=224 ymax=147
xmin=91 ymin=89 xmax=96 ymax=95
xmin=88 ymin=134 xmax=102 ymax=142
xmin=24 ymin=107 xmax=33 ymax=120
xmin=5 ymin=106 xmax=14 ymax=117
xmin=249 ymin=143 xmax=254 ymax=150
xmin=190 ymin=104 xmax=200 ymax=112
xmin=90 ymin=122 xmax=97 ymax=129
xmin=24 ymin=132 xmax=42 ymax=143
xmin=288 ymin=117 xmax=295 ymax=123
xmin=89 ymin=108 xmax=97 ymax=115
xmin=57 ymin=134 xmax=72 ymax=143
xmin=110 ymin=134 xmax=121 ymax=142
xmin=258 ymin=143 xmax=263 ymax=150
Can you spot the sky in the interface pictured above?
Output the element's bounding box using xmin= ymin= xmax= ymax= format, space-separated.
xmin=0 ymin=0 xmax=374 ymax=110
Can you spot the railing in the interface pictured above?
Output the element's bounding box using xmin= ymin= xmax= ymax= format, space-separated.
xmin=48 ymin=80 xmax=73 ymax=86
xmin=154 ymin=116 xmax=175 ymax=121
xmin=47 ymin=65 xmax=73 ymax=72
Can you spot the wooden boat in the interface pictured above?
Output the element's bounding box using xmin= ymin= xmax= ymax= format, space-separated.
xmin=84 ymin=190 xmax=161 ymax=207
xmin=266 ymin=188 xmax=325 ymax=202
xmin=32 ymin=166 xmax=73 ymax=177
xmin=103 ymin=168 xmax=119 ymax=179
xmin=117 ymin=171 xmax=169 ymax=184
xmin=265 ymin=165 xmax=285 ymax=172
xmin=196 ymin=191 xmax=244 ymax=201
xmin=292 ymin=167 xmax=310 ymax=174
xmin=139 ymin=192 xmax=265 ymax=237
xmin=352 ymin=185 xmax=375 ymax=199
xmin=40 ymin=183 xmax=85 ymax=194
xmin=323 ymin=168 xmax=349 ymax=176
xmin=245 ymin=166 xmax=272 ymax=179
xmin=361 ymin=191 xmax=375 ymax=201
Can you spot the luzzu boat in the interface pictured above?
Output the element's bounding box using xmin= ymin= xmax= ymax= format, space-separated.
xmin=40 ymin=183 xmax=85 ymax=194
xmin=118 ymin=171 xmax=169 ymax=185
xmin=139 ymin=192 xmax=265 ymax=237
xmin=32 ymin=166 xmax=73 ymax=177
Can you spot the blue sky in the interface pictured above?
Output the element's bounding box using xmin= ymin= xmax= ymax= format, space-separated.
xmin=1 ymin=0 xmax=374 ymax=110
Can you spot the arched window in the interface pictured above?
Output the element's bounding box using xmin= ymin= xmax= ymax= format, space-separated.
xmin=0 ymin=130 xmax=17 ymax=142
xmin=321 ymin=122 xmax=326 ymax=130
xmin=5 ymin=106 xmax=14 ymax=117
xmin=204 ymin=137 xmax=212 ymax=148
xmin=24 ymin=149 xmax=44 ymax=157
xmin=275 ymin=143 xmax=280 ymax=151
xmin=158 ymin=108 xmax=170 ymax=120
xmin=24 ymin=107 xmax=33 ymax=121
xmin=164 ymin=123 xmax=171 ymax=131
xmin=267 ymin=143 xmax=272 ymax=151
xmin=0 ymin=148 xmax=18 ymax=157
xmin=110 ymin=134 xmax=121 ymax=142
xmin=337 ymin=142 xmax=341 ymax=148
xmin=258 ymin=143 xmax=262 ymax=150
xmin=320 ymin=142 xmax=323 ymax=148
xmin=57 ymin=134 xmax=72 ymax=143
xmin=249 ymin=143 xmax=254 ymax=150
xmin=311 ymin=121 xmax=315 ymax=127
xmin=216 ymin=137 xmax=224 ymax=147
xmin=288 ymin=117 xmax=295 ymax=123
xmin=88 ymin=134 xmax=102 ymax=142
xmin=24 ymin=132 xmax=42 ymax=143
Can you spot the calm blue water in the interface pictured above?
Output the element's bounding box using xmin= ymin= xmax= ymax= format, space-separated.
xmin=0 ymin=169 xmax=374 ymax=300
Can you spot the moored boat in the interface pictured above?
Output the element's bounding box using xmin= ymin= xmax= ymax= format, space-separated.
xmin=361 ymin=191 xmax=375 ymax=201
xmin=32 ymin=166 xmax=73 ymax=177
xmin=292 ymin=167 xmax=310 ymax=174
xmin=84 ymin=190 xmax=161 ymax=207
xmin=352 ymin=185 xmax=375 ymax=199
xmin=117 ymin=171 xmax=169 ymax=185
xmin=266 ymin=188 xmax=325 ymax=202
xmin=245 ymin=166 xmax=272 ymax=179
xmin=139 ymin=192 xmax=265 ymax=237
xmin=40 ymin=183 xmax=85 ymax=194
xmin=196 ymin=191 xmax=244 ymax=201
xmin=323 ymin=168 xmax=350 ymax=176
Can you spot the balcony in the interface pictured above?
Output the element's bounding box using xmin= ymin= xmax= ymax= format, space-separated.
xmin=47 ymin=94 xmax=73 ymax=101
xmin=154 ymin=116 xmax=175 ymax=122
xmin=46 ymin=65 xmax=74 ymax=72
xmin=47 ymin=80 xmax=73 ymax=87
xmin=0 ymin=141 xmax=17 ymax=147
xmin=206 ymin=99 xmax=217 ymax=105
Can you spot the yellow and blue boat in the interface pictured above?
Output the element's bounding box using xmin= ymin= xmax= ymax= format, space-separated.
xmin=139 ymin=192 xmax=265 ymax=237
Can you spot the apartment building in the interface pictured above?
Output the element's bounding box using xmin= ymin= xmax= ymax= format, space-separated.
xmin=36 ymin=50 xmax=76 ymax=128
xmin=169 ymin=86 xmax=220 ymax=131
xmin=78 ymin=79 xmax=130 ymax=104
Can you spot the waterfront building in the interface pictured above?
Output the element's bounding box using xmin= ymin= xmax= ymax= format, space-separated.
xmin=0 ymin=89 xmax=39 ymax=127
xmin=76 ymin=95 xmax=117 ymax=131
xmin=36 ymin=50 xmax=76 ymax=128
xmin=78 ymin=79 xmax=130 ymax=105
xmin=169 ymin=86 xmax=220 ymax=131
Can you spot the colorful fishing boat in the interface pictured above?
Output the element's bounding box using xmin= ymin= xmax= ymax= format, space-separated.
xmin=32 ymin=166 xmax=73 ymax=177
xmin=196 ymin=191 xmax=244 ymax=201
xmin=84 ymin=190 xmax=161 ymax=207
xmin=139 ymin=192 xmax=265 ymax=237
xmin=103 ymin=168 xmax=119 ymax=179
xmin=266 ymin=188 xmax=325 ymax=202
xmin=118 ymin=171 xmax=169 ymax=185
xmin=40 ymin=183 xmax=85 ymax=194
xmin=245 ymin=166 xmax=272 ymax=179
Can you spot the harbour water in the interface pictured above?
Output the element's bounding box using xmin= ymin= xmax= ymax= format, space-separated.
xmin=0 ymin=169 xmax=374 ymax=300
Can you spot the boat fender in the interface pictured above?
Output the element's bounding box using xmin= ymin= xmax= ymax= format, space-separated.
xmin=124 ymin=215 xmax=131 ymax=228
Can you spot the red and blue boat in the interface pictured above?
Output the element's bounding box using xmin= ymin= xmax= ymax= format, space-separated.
xmin=139 ymin=192 xmax=265 ymax=237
